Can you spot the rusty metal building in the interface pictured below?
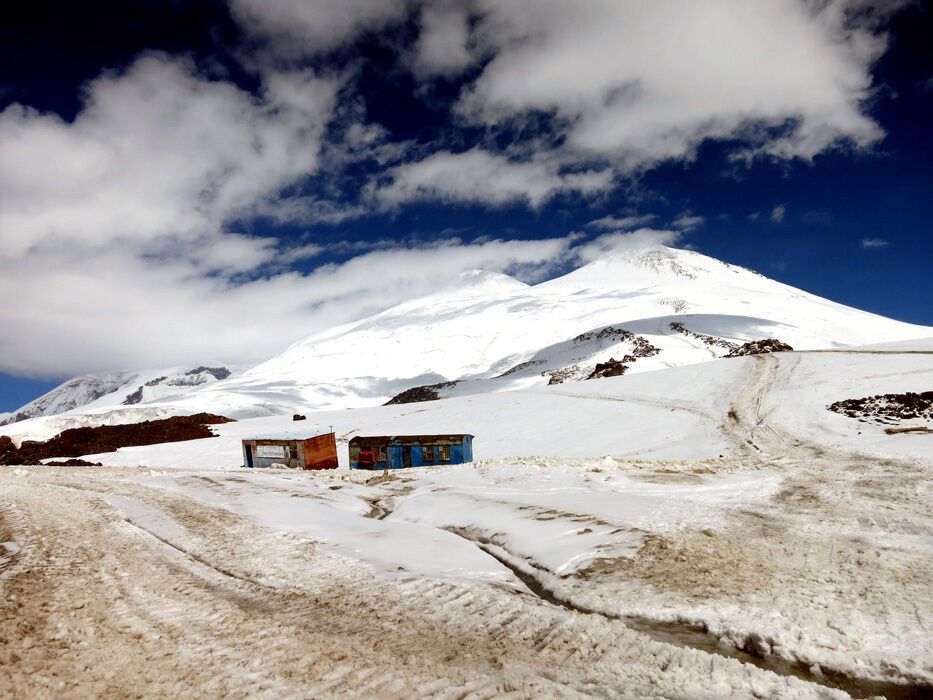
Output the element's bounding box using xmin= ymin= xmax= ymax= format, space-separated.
xmin=349 ymin=434 xmax=473 ymax=470
xmin=242 ymin=432 xmax=338 ymax=470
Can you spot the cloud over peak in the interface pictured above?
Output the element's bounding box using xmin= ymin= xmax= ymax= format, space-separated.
xmin=371 ymin=148 xmax=614 ymax=208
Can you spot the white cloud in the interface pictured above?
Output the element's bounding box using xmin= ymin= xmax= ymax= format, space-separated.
xmin=586 ymin=213 xmax=656 ymax=231
xmin=861 ymin=237 xmax=889 ymax=248
xmin=671 ymin=213 xmax=705 ymax=230
xmin=0 ymin=52 xmax=605 ymax=378
xmin=372 ymin=148 xmax=614 ymax=208
xmin=771 ymin=204 xmax=787 ymax=223
xmin=0 ymin=234 xmax=583 ymax=377
xmin=0 ymin=54 xmax=341 ymax=260
xmin=411 ymin=2 xmax=474 ymax=77
xmin=458 ymin=0 xmax=897 ymax=170
xmin=218 ymin=0 xmax=902 ymax=211
xmin=574 ymin=229 xmax=682 ymax=263
xmin=229 ymin=0 xmax=412 ymax=57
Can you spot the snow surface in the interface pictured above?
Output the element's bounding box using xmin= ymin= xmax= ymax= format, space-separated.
xmin=79 ymin=346 xmax=931 ymax=688
xmin=76 ymin=357 xmax=744 ymax=468
xmin=4 ymin=331 xmax=932 ymax=691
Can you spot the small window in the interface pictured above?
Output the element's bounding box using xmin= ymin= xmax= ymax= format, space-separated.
xmin=439 ymin=445 xmax=450 ymax=462
xmin=422 ymin=446 xmax=434 ymax=463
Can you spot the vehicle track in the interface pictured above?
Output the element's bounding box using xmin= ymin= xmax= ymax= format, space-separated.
xmin=0 ymin=471 xmax=844 ymax=699
xmin=1 ymin=348 xmax=929 ymax=698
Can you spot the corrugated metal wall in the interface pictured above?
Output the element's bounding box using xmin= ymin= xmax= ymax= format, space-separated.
xmin=350 ymin=436 xmax=473 ymax=469
xmin=243 ymin=434 xmax=338 ymax=470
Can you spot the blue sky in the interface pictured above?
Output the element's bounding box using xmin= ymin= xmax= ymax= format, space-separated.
xmin=1 ymin=0 xmax=931 ymax=412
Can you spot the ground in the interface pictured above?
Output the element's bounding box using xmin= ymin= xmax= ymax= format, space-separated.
xmin=1 ymin=350 xmax=931 ymax=698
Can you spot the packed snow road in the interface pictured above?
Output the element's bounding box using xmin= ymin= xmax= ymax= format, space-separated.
xmin=1 ymin=467 xmax=849 ymax=700
xmin=1 ymin=350 xmax=932 ymax=698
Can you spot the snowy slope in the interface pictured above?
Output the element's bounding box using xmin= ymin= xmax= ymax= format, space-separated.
xmin=154 ymin=245 xmax=931 ymax=415
xmin=71 ymin=345 xmax=933 ymax=470
xmin=3 ymin=245 xmax=930 ymax=437
xmin=0 ymin=364 xmax=237 ymax=428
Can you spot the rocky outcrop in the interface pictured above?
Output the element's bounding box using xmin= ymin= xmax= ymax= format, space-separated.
xmin=586 ymin=358 xmax=629 ymax=380
xmin=726 ymin=339 xmax=793 ymax=357
xmin=0 ymin=413 xmax=233 ymax=465
xmin=828 ymin=392 xmax=933 ymax=424
xmin=384 ymin=381 xmax=459 ymax=405
xmin=669 ymin=322 xmax=739 ymax=353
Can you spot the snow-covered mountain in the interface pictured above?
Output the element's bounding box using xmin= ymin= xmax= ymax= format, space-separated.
xmin=0 ymin=365 xmax=236 ymax=427
xmin=3 ymin=245 xmax=931 ymax=439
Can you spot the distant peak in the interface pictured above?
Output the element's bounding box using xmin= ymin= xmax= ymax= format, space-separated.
xmin=584 ymin=245 xmax=702 ymax=276
xmin=450 ymin=269 xmax=529 ymax=291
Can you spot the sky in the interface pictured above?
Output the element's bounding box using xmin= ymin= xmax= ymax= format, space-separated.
xmin=1 ymin=0 xmax=931 ymax=411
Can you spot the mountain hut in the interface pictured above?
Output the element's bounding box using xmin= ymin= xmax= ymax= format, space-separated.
xmin=349 ymin=434 xmax=473 ymax=469
xmin=242 ymin=432 xmax=338 ymax=470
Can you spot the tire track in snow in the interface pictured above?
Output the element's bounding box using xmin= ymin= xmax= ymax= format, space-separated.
xmin=0 ymin=469 xmax=850 ymax=699
xmin=443 ymin=525 xmax=928 ymax=700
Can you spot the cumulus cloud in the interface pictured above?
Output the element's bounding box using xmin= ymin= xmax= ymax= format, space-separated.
xmin=222 ymin=0 xmax=902 ymax=209
xmin=771 ymin=204 xmax=787 ymax=223
xmin=0 ymin=54 xmax=340 ymax=260
xmin=457 ymin=0 xmax=897 ymax=170
xmin=861 ymin=237 xmax=889 ymax=248
xmin=229 ymin=0 xmax=411 ymax=57
xmin=410 ymin=1 xmax=474 ymax=77
xmin=0 ymin=47 xmax=610 ymax=379
xmin=371 ymin=148 xmax=614 ymax=208
xmin=586 ymin=213 xmax=656 ymax=231
xmin=0 ymin=235 xmax=583 ymax=377
xmin=574 ymin=229 xmax=683 ymax=263
xmin=671 ymin=213 xmax=705 ymax=230
xmin=0 ymin=52 xmax=348 ymax=376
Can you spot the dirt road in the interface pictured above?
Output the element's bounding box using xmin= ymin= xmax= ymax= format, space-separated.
xmin=0 ymin=466 xmax=845 ymax=699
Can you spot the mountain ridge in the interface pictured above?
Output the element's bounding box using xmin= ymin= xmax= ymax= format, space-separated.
xmin=2 ymin=245 xmax=930 ymax=441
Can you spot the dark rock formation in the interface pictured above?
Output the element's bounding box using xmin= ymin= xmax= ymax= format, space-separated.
xmin=828 ymin=392 xmax=933 ymax=424
xmin=669 ymin=322 xmax=740 ymax=353
xmin=586 ymin=358 xmax=629 ymax=380
xmin=0 ymin=413 xmax=233 ymax=466
xmin=123 ymin=386 xmax=145 ymax=405
xmin=186 ymin=366 xmax=231 ymax=380
xmin=726 ymin=339 xmax=793 ymax=357
xmin=384 ymin=381 xmax=459 ymax=405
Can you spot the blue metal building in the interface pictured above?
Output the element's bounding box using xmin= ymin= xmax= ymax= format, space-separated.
xmin=349 ymin=434 xmax=473 ymax=469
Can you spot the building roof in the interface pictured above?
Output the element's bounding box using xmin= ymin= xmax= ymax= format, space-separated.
xmin=243 ymin=431 xmax=334 ymax=442
xmin=349 ymin=434 xmax=473 ymax=446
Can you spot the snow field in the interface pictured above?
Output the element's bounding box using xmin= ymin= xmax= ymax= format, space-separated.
xmin=79 ymin=347 xmax=932 ymax=689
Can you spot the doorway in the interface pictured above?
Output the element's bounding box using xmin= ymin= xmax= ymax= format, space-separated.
xmin=402 ymin=446 xmax=412 ymax=468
